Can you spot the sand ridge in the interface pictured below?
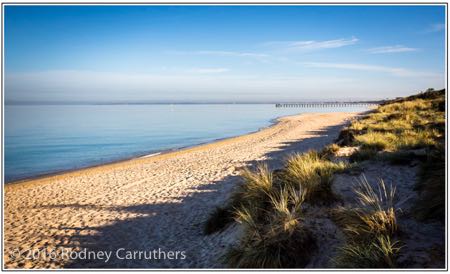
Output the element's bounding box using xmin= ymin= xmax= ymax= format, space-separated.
xmin=4 ymin=112 xmax=360 ymax=268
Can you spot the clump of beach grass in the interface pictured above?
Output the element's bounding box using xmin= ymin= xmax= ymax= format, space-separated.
xmin=204 ymin=164 xmax=276 ymax=235
xmin=320 ymin=143 xmax=341 ymax=158
xmin=226 ymin=185 xmax=316 ymax=268
xmin=239 ymin=164 xmax=275 ymax=202
xmin=333 ymin=175 xmax=400 ymax=268
xmin=220 ymin=151 xmax=350 ymax=267
xmin=334 ymin=235 xmax=402 ymax=268
xmin=284 ymin=150 xmax=347 ymax=204
xmin=351 ymin=176 xmax=397 ymax=237
xmin=220 ymin=155 xmax=345 ymax=267
xmin=334 ymin=176 xmax=397 ymax=239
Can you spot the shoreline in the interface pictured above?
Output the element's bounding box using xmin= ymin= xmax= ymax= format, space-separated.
xmin=4 ymin=112 xmax=304 ymax=187
xmin=4 ymin=111 xmax=361 ymax=268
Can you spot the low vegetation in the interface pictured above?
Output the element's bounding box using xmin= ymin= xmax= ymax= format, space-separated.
xmin=334 ymin=234 xmax=401 ymax=268
xmin=284 ymin=151 xmax=348 ymax=204
xmin=211 ymin=165 xmax=314 ymax=267
xmin=348 ymin=89 xmax=444 ymax=156
xmin=333 ymin=176 xmax=401 ymax=268
xmin=221 ymin=153 xmax=346 ymax=267
xmin=226 ymin=183 xmax=316 ymax=268
xmin=320 ymin=143 xmax=341 ymax=157
xmin=342 ymin=89 xmax=445 ymax=221
xmin=205 ymin=88 xmax=445 ymax=268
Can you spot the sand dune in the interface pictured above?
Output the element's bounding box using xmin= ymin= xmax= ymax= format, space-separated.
xmin=4 ymin=112 xmax=359 ymax=269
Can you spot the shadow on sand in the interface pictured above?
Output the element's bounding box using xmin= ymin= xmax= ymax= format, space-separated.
xmin=37 ymin=122 xmax=349 ymax=268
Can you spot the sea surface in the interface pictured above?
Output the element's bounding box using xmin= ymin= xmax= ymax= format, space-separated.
xmin=5 ymin=104 xmax=368 ymax=182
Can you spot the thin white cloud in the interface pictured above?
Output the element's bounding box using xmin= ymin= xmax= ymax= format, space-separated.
xmin=168 ymin=37 xmax=359 ymax=63
xmin=187 ymin=67 xmax=229 ymax=74
xmin=264 ymin=37 xmax=358 ymax=52
xmin=366 ymin=45 xmax=418 ymax=54
xmin=168 ymin=37 xmax=358 ymax=65
xmin=303 ymin=62 xmax=442 ymax=78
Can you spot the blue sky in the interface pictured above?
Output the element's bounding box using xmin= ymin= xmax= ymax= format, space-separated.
xmin=4 ymin=5 xmax=446 ymax=102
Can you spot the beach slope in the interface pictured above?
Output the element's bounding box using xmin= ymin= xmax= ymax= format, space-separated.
xmin=4 ymin=112 xmax=359 ymax=268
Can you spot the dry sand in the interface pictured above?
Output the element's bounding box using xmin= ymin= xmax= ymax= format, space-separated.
xmin=4 ymin=112 xmax=359 ymax=269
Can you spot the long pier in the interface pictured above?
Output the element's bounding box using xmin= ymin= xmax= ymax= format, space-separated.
xmin=275 ymin=102 xmax=380 ymax=108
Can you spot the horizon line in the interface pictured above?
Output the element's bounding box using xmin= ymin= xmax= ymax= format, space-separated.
xmin=5 ymin=99 xmax=387 ymax=106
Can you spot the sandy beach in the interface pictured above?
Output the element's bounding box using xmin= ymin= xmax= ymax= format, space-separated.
xmin=4 ymin=112 xmax=360 ymax=269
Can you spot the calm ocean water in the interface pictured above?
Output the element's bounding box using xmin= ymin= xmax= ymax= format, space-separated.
xmin=5 ymin=104 xmax=367 ymax=182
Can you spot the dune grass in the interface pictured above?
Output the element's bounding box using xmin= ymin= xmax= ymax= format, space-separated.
xmin=344 ymin=89 xmax=445 ymax=224
xmin=205 ymin=89 xmax=444 ymax=268
xmin=344 ymin=94 xmax=443 ymax=165
xmin=332 ymin=89 xmax=444 ymax=267
xmin=354 ymin=129 xmax=440 ymax=151
xmin=348 ymin=90 xmax=444 ymax=155
xmin=320 ymin=143 xmax=341 ymax=158
xmin=333 ymin=176 xmax=397 ymax=239
xmin=334 ymin=235 xmax=401 ymax=268
xmin=238 ymin=164 xmax=275 ymax=203
xmin=284 ymin=151 xmax=348 ymax=204
xmin=333 ymin=176 xmax=400 ymax=268
xmin=218 ymin=150 xmax=347 ymax=267
xmin=225 ymin=167 xmax=316 ymax=268
xmin=350 ymin=176 xmax=397 ymax=237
